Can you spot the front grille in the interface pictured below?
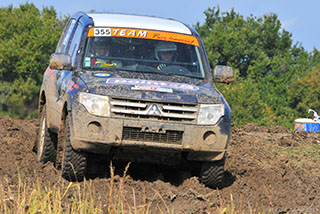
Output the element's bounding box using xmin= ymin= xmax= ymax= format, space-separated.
xmin=122 ymin=127 xmax=183 ymax=145
xmin=110 ymin=97 xmax=198 ymax=123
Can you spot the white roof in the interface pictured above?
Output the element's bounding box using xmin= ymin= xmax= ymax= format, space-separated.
xmin=87 ymin=13 xmax=192 ymax=35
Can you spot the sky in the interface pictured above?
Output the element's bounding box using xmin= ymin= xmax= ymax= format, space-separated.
xmin=1 ymin=0 xmax=319 ymax=52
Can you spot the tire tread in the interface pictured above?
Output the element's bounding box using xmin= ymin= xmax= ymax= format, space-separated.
xmin=61 ymin=115 xmax=87 ymax=181
xmin=38 ymin=105 xmax=57 ymax=163
xmin=200 ymin=159 xmax=225 ymax=188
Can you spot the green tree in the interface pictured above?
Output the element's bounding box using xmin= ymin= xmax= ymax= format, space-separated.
xmin=195 ymin=6 xmax=315 ymax=128
xmin=216 ymin=73 xmax=275 ymax=127
xmin=195 ymin=7 xmax=293 ymax=79
xmin=0 ymin=3 xmax=66 ymax=118
xmin=288 ymin=69 xmax=320 ymax=117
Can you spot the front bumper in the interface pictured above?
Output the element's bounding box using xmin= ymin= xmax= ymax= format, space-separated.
xmin=69 ymin=104 xmax=231 ymax=162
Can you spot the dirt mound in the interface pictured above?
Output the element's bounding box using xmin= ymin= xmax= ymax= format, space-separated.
xmin=0 ymin=116 xmax=319 ymax=212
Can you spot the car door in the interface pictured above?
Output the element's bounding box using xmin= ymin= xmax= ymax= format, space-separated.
xmin=47 ymin=18 xmax=77 ymax=129
xmin=54 ymin=22 xmax=84 ymax=120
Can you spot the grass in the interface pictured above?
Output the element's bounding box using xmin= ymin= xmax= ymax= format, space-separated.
xmin=261 ymin=139 xmax=320 ymax=160
xmin=0 ymin=163 xmax=275 ymax=214
xmin=0 ymin=163 xmax=163 ymax=214
xmin=285 ymin=142 xmax=320 ymax=168
xmin=0 ymin=175 xmax=101 ymax=213
xmin=292 ymin=143 xmax=320 ymax=162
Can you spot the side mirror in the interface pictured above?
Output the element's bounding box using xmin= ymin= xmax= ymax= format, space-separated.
xmin=213 ymin=65 xmax=234 ymax=83
xmin=49 ymin=53 xmax=72 ymax=70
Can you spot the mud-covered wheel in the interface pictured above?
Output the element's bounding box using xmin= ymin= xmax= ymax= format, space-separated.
xmin=199 ymin=158 xmax=225 ymax=189
xmin=61 ymin=114 xmax=87 ymax=181
xmin=37 ymin=104 xmax=57 ymax=163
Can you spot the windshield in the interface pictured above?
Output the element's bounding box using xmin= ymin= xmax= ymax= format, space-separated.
xmin=82 ymin=29 xmax=205 ymax=78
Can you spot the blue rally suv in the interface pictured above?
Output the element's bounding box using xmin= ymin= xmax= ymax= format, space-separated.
xmin=36 ymin=12 xmax=234 ymax=188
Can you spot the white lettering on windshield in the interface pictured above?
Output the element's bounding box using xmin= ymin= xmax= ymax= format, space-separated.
xmin=111 ymin=29 xmax=148 ymax=38
xmin=119 ymin=29 xmax=126 ymax=36
xmin=137 ymin=31 xmax=147 ymax=37
xmin=127 ymin=30 xmax=136 ymax=36
xmin=112 ymin=29 xmax=120 ymax=35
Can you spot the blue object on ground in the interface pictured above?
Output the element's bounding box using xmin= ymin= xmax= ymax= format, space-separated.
xmin=295 ymin=118 xmax=320 ymax=133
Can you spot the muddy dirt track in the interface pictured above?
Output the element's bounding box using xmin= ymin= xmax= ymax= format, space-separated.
xmin=0 ymin=116 xmax=320 ymax=213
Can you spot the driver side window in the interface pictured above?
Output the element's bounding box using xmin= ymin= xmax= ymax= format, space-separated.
xmin=56 ymin=19 xmax=76 ymax=53
xmin=67 ymin=23 xmax=84 ymax=67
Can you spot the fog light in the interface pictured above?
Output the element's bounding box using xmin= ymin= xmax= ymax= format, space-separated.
xmin=88 ymin=121 xmax=102 ymax=133
xmin=203 ymin=131 xmax=216 ymax=145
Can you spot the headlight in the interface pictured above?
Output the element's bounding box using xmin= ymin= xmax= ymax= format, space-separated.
xmin=79 ymin=92 xmax=110 ymax=117
xmin=197 ymin=104 xmax=224 ymax=125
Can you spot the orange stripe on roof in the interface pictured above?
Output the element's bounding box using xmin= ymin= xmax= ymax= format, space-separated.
xmin=88 ymin=28 xmax=199 ymax=46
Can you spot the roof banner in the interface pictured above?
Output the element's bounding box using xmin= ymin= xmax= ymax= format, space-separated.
xmin=88 ymin=27 xmax=199 ymax=46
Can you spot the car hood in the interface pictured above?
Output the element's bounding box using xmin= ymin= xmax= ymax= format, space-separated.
xmin=79 ymin=71 xmax=222 ymax=104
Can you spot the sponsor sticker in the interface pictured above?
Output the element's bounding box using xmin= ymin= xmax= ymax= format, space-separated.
xmin=131 ymin=85 xmax=173 ymax=93
xmin=106 ymin=78 xmax=199 ymax=91
xmin=65 ymin=78 xmax=79 ymax=92
xmin=93 ymin=72 xmax=112 ymax=78
xmin=84 ymin=57 xmax=91 ymax=66
xmin=88 ymin=28 xmax=199 ymax=46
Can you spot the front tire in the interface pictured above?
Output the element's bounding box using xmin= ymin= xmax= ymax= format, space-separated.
xmin=61 ymin=114 xmax=87 ymax=181
xmin=37 ymin=104 xmax=57 ymax=163
xmin=199 ymin=159 xmax=225 ymax=189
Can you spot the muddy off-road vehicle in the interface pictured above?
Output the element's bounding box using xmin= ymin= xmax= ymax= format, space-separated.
xmin=36 ymin=12 xmax=234 ymax=188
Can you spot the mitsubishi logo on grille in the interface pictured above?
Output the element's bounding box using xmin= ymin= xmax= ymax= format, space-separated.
xmin=146 ymin=104 xmax=163 ymax=115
